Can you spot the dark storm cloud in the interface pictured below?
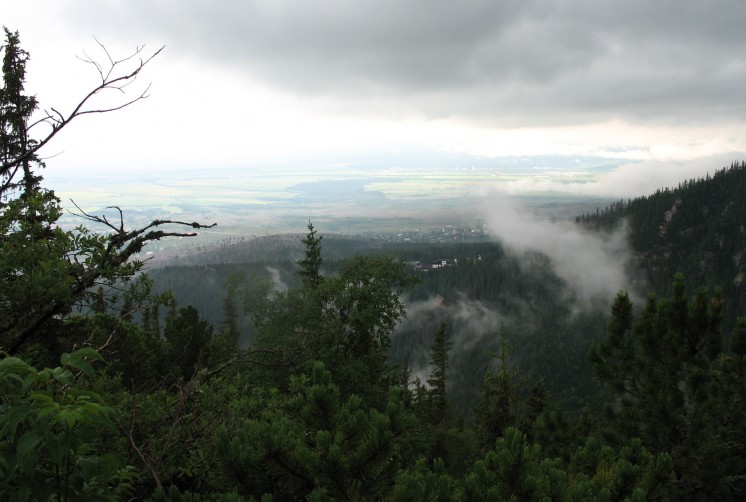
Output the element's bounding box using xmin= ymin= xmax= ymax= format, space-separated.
xmin=66 ymin=0 xmax=746 ymax=126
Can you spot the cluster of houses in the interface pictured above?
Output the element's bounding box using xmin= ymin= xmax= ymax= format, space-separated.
xmin=411 ymin=259 xmax=457 ymax=271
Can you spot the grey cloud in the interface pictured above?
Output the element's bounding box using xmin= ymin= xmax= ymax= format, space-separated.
xmin=495 ymin=154 xmax=743 ymax=199
xmin=397 ymin=293 xmax=505 ymax=381
xmin=265 ymin=266 xmax=288 ymax=293
xmin=399 ymin=294 xmax=503 ymax=349
xmin=483 ymin=194 xmax=634 ymax=306
xmin=447 ymin=294 xmax=504 ymax=352
xmin=63 ymin=0 xmax=746 ymax=126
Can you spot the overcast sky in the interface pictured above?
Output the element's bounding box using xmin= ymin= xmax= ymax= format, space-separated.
xmin=6 ymin=1 xmax=746 ymax=197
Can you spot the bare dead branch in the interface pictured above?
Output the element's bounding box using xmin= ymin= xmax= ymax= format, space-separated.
xmin=2 ymin=42 xmax=165 ymax=179
xmin=93 ymin=36 xmax=115 ymax=77
xmin=69 ymin=201 xmax=216 ymax=241
xmin=6 ymin=202 xmax=216 ymax=354
xmin=78 ymin=50 xmax=105 ymax=82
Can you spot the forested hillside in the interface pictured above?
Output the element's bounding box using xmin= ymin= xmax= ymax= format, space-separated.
xmin=149 ymin=238 xmax=610 ymax=418
xmin=578 ymin=161 xmax=746 ymax=330
xmin=148 ymin=162 xmax=746 ymax=423
xmin=3 ymin=30 xmax=746 ymax=500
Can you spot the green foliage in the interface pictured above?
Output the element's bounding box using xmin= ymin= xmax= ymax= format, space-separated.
xmin=297 ymin=221 xmax=323 ymax=290
xmin=457 ymin=428 xmax=674 ymax=501
xmin=391 ymin=457 xmax=456 ymax=501
xmin=1 ymin=191 xmax=71 ymax=348
xmin=150 ymin=237 xmax=606 ymax=417
xmin=1 ymin=28 xmax=214 ymax=358
xmin=90 ymin=316 xmax=162 ymax=388
xmin=217 ymin=361 xmax=416 ymax=500
xmin=426 ymin=321 xmax=452 ymax=426
xmin=319 ymin=253 xmax=418 ymax=403
xmin=591 ymin=275 xmax=746 ymax=498
xmin=164 ymin=305 xmax=214 ymax=381
xmin=524 ymin=379 xmax=548 ymax=437
xmin=532 ymin=407 xmax=576 ymax=463
xmin=474 ymin=333 xmax=516 ymax=450
xmin=1 ymin=27 xmax=41 ymax=194
xmin=0 ymin=30 xmax=233 ymax=499
xmin=250 ymin=238 xmax=418 ymax=406
xmin=579 ymin=161 xmax=746 ymax=332
xmin=0 ymin=349 xmax=134 ymax=500
xmin=566 ymin=435 xmax=675 ymax=501
xmin=3 ymin=28 xmax=745 ymax=500
xmin=219 ymin=272 xmax=243 ymax=343
xmin=461 ymin=427 xmax=547 ymax=501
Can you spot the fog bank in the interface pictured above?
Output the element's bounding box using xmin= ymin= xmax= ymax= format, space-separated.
xmin=483 ymin=194 xmax=633 ymax=306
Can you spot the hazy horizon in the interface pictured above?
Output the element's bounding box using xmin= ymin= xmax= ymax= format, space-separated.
xmin=6 ymin=1 xmax=746 ymax=210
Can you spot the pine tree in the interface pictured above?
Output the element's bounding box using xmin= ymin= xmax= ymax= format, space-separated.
xmin=391 ymin=458 xmax=455 ymax=501
xmin=216 ymin=362 xmax=416 ymax=500
xmin=460 ymin=427 xmax=546 ymax=501
xmin=590 ymin=275 xmax=746 ymax=498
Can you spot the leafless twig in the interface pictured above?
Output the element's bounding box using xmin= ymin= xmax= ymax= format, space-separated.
xmin=3 ymin=41 xmax=164 ymax=179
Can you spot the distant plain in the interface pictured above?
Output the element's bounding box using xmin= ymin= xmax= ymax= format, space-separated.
xmin=46 ymin=156 xmax=620 ymax=255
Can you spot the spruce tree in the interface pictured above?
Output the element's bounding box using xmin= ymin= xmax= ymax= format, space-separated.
xmin=474 ymin=331 xmax=515 ymax=449
xmin=426 ymin=321 xmax=452 ymax=426
xmin=524 ymin=378 xmax=548 ymax=439
xmin=220 ymin=277 xmax=240 ymax=341
xmin=296 ymin=221 xmax=323 ymax=290
xmin=1 ymin=27 xmax=41 ymax=195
